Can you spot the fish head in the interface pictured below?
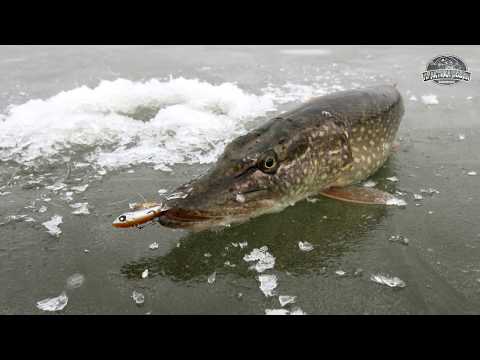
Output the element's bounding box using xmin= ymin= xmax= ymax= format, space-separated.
xmin=159 ymin=115 xmax=352 ymax=231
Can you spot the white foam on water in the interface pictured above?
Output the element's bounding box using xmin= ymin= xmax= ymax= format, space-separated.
xmin=0 ymin=77 xmax=277 ymax=170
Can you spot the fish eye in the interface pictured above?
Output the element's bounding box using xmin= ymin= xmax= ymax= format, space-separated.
xmin=119 ymin=215 xmax=126 ymax=222
xmin=264 ymin=157 xmax=275 ymax=168
xmin=258 ymin=151 xmax=278 ymax=174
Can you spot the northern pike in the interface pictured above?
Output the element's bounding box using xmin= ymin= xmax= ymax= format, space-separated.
xmin=113 ymin=85 xmax=404 ymax=231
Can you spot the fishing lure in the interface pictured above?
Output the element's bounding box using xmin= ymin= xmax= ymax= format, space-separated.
xmin=112 ymin=202 xmax=166 ymax=228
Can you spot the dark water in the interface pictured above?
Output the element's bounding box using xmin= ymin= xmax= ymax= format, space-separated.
xmin=1 ymin=45 xmax=480 ymax=314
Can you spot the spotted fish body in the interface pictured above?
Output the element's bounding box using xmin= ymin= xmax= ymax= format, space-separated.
xmin=274 ymin=84 xmax=404 ymax=191
xmin=114 ymin=85 xmax=404 ymax=231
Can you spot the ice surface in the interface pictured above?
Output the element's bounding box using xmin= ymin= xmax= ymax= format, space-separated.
xmin=421 ymin=94 xmax=439 ymax=105
xmin=36 ymin=291 xmax=68 ymax=312
xmin=66 ymin=273 xmax=85 ymax=290
xmin=298 ymin=241 xmax=314 ymax=252
xmin=243 ymin=246 xmax=275 ymax=272
xmin=70 ymin=202 xmax=89 ymax=215
xmin=279 ymin=295 xmax=296 ymax=307
xmin=258 ymin=274 xmax=278 ymax=297
xmin=370 ymin=274 xmax=406 ymax=288
xmin=280 ymin=48 xmax=332 ymax=56
xmin=42 ymin=215 xmax=63 ymax=237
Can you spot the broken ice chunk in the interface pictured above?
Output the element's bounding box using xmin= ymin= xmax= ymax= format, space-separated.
xmin=70 ymin=202 xmax=89 ymax=215
xmin=279 ymin=295 xmax=296 ymax=307
xmin=243 ymin=246 xmax=275 ymax=273
xmin=142 ymin=269 xmax=149 ymax=279
xmin=258 ymin=274 xmax=277 ymax=297
xmin=421 ymin=94 xmax=439 ymax=105
xmin=66 ymin=273 xmax=85 ymax=290
xmin=36 ymin=291 xmax=68 ymax=312
xmin=132 ymin=291 xmax=145 ymax=305
xmin=61 ymin=191 xmax=74 ymax=202
xmin=458 ymin=134 xmax=466 ymax=140
xmin=335 ymin=270 xmax=346 ymax=276
xmin=420 ymin=188 xmax=440 ymax=195
xmin=158 ymin=189 xmax=168 ymax=195
xmin=38 ymin=205 xmax=47 ymax=213
xmin=386 ymin=176 xmax=399 ymax=182
xmin=71 ymin=184 xmax=89 ymax=193
xmin=42 ymin=215 xmax=63 ymax=237
xmin=467 ymin=171 xmax=477 ymax=176
xmin=389 ymin=235 xmax=409 ymax=245
xmin=413 ymin=194 xmax=423 ymax=200
xmin=207 ymin=272 xmax=216 ymax=284
xmin=298 ymin=241 xmax=314 ymax=252
xmin=409 ymin=95 xmax=418 ymax=101
xmin=46 ymin=182 xmax=66 ymax=191
xmin=362 ymin=179 xmax=377 ymax=188
xmin=238 ymin=241 xmax=248 ymax=249
xmin=289 ymin=307 xmax=307 ymax=315
xmin=149 ymin=242 xmax=159 ymax=250
xmin=386 ymin=197 xmax=407 ymax=206
xmin=370 ymin=274 xmax=406 ymax=288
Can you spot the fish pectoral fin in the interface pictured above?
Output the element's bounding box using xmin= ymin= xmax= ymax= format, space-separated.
xmin=319 ymin=186 xmax=399 ymax=205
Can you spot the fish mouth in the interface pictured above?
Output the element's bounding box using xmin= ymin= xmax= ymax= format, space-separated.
xmin=158 ymin=190 xmax=272 ymax=230
xmin=157 ymin=208 xmax=225 ymax=229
